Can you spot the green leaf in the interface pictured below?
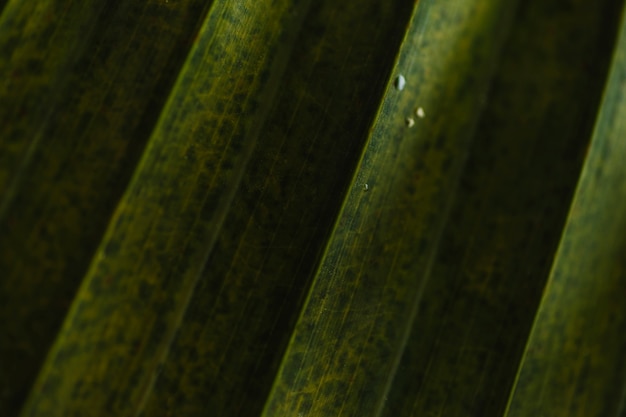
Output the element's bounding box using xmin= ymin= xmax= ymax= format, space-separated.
xmin=504 ymin=6 xmax=626 ymax=416
xmin=261 ymin=0 xmax=520 ymax=415
xmin=14 ymin=0 xmax=315 ymax=415
xmin=0 ymin=0 xmax=625 ymax=416
xmin=0 ymin=1 xmax=212 ymax=413
xmin=381 ymin=1 xmax=625 ymax=416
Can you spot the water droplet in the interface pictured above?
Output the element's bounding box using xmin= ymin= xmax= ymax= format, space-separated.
xmin=416 ymin=107 xmax=425 ymax=118
xmin=405 ymin=117 xmax=415 ymax=128
xmin=363 ymin=183 xmax=369 ymax=191
xmin=394 ymin=75 xmax=406 ymax=91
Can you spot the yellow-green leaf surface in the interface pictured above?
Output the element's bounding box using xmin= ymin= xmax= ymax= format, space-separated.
xmin=1 ymin=0 xmax=626 ymax=416
xmin=504 ymin=5 xmax=626 ymax=416
xmin=139 ymin=0 xmax=417 ymax=415
xmin=381 ymin=0 xmax=625 ymax=416
xmin=17 ymin=0 xmax=314 ymax=415
xmin=0 ymin=1 xmax=212 ymax=413
xmin=262 ymin=0 xmax=520 ymax=415
xmin=16 ymin=0 xmax=424 ymax=413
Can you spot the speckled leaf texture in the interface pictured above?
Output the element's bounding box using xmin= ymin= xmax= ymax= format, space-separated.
xmin=0 ymin=0 xmax=625 ymax=416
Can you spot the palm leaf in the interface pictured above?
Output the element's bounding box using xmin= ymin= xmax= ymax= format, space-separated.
xmin=0 ymin=0 xmax=625 ymax=416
